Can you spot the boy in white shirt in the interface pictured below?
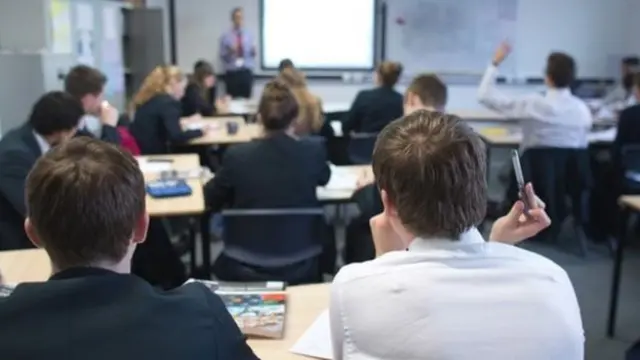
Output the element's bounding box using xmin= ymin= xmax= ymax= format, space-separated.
xmin=478 ymin=43 xmax=592 ymax=150
xmin=330 ymin=110 xmax=583 ymax=360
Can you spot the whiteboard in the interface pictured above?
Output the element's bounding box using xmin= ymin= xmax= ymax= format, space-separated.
xmin=385 ymin=0 xmax=518 ymax=77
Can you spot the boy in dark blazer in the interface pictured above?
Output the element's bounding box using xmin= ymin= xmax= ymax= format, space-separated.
xmin=0 ymin=91 xmax=84 ymax=250
xmin=0 ymin=137 xmax=259 ymax=360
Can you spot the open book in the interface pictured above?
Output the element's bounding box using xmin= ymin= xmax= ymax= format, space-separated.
xmin=186 ymin=279 xmax=287 ymax=339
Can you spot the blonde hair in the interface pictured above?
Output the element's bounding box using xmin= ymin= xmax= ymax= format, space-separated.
xmin=133 ymin=65 xmax=184 ymax=107
xmin=278 ymin=68 xmax=324 ymax=135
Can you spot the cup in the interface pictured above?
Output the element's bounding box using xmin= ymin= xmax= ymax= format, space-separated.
xmin=226 ymin=121 xmax=239 ymax=135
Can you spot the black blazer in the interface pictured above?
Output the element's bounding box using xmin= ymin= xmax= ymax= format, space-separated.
xmin=342 ymin=87 xmax=404 ymax=134
xmin=0 ymin=124 xmax=41 ymax=250
xmin=205 ymin=133 xmax=331 ymax=212
xmin=182 ymin=83 xmax=216 ymax=117
xmin=614 ymin=104 xmax=640 ymax=171
xmin=0 ymin=267 xmax=259 ymax=360
xmin=130 ymin=94 xmax=203 ymax=155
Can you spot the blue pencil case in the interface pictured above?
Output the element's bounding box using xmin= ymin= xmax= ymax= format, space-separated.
xmin=146 ymin=179 xmax=193 ymax=198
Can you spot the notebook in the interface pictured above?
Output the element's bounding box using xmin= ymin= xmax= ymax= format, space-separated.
xmin=0 ymin=284 xmax=16 ymax=297
xmin=186 ymin=279 xmax=287 ymax=339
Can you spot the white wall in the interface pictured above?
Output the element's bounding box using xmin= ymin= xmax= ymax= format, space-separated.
xmin=0 ymin=0 xmax=49 ymax=51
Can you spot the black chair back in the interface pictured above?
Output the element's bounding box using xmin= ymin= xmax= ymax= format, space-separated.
xmin=347 ymin=132 xmax=378 ymax=164
xmin=221 ymin=208 xmax=325 ymax=268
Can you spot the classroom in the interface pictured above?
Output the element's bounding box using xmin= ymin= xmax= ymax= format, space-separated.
xmin=0 ymin=0 xmax=640 ymax=359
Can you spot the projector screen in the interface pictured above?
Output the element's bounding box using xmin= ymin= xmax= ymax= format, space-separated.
xmin=260 ymin=0 xmax=377 ymax=70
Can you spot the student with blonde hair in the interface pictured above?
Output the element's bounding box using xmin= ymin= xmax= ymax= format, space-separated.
xmin=130 ymin=65 xmax=205 ymax=155
xmin=278 ymin=68 xmax=324 ymax=136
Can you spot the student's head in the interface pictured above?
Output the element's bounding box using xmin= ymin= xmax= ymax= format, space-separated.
xmin=257 ymin=80 xmax=299 ymax=132
xmin=375 ymin=61 xmax=403 ymax=88
xmin=278 ymin=68 xmax=306 ymax=88
xmin=231 ymin=7 xmax=243 ymax=29
xmin=28 ymin=91 xmax=84 ymax=146
xmin=622 ymin=57 xmax=639 ymax=77
xmin=25 ymin=137 xmax=148 ymax=272
xmin=193 ymin=60 xmax=216 ymax=89
xmin=544 ymin=52 xmax=576 ymax=89
xmin=64 ymin=65 xmax=107 ymax=115
xmin=278 ymin=68 xmax=324 ymax=135
xmin=133 ymin=65 xmax=185 ymax=107
xmin=278 ymin=59 xmax=294 ymax=73
xmin=404 ymin=74 xmax=448 ymax=114
xmin=372 ymin=110 xmax=486 ymax=243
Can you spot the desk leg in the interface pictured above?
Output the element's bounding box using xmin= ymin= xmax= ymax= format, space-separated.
xmin=335 ymin=204 xmax=346 ymax=270
xmin=188 ymin=218 xmax=197 ymax=276
xmin=607 ymin=206 xmax=630 ymax=337
xmin=200 ymin=212 xmax=212 ymax=279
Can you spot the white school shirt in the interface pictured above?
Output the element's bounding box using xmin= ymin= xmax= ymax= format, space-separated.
xmin=477 ymin=65 xmax=592 ymax=150
xmin=330 ymin=228 xmax=584 ymax=360
xmin=33 ymin=131 xmax=50 ymax=155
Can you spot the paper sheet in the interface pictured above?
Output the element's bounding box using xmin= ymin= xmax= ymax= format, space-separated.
xmin=137 ymin=159 xmax=172 ymax=173
xmin=325 ymin=166 xmax=358 ymax=190
xmin=587 ymin=128 xmax=616 ymax=142
xmin=290 ymin=310 xmax=333 ymax=359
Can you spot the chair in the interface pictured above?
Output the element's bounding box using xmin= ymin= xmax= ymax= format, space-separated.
xmin=520 ymin=147 xmax=592 ymax=256
xmin=214 ymin=208 xmax=326 ymax=285
xmin=347 ymin=132 xmax=378 ymax=165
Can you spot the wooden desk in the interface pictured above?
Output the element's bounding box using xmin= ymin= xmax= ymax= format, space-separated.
xmin=478 ymin=126 xmax=617 ymax=147
xmin=0 ymin=249 xmax=51 ymax=283
xmin=249 ymin=284 xmax=329 ymax=360
xmin=0 ymin=250 xmax=330 ymax=360
xmin=228 ymin=99 xmax=349 ymax=116
xmin=607 ymin=195 xmax=640 ymax=337
xmin=138 ymin=154 xmax=205 ymax=217
xmin=317 ymin=165 xmax=372 ymax=202
xmin=188 ymin=117 xmax=262 ymax=145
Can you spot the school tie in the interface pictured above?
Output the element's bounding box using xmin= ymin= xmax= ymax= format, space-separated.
xmin=236 ymin=31 xmax=244 ymax=56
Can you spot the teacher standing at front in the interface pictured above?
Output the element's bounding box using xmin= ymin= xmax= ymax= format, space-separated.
xmin=220 ymin=7 xmax=256 ymax=99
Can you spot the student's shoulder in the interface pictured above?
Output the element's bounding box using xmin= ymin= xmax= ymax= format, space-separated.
xmin=621 ymin=103 xmax=640 ymax=119
xmin=489 ymin=242 xmax=570 ymax=279
xmin=166 ymin=282 xmax=233 ymax=319
xmin=332 ymin=252 xmax=409 ymax=287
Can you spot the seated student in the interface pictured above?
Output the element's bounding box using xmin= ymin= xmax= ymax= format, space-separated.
xmin=342 ymin=61 xmax=404 ymax=134
xmin=601 ymin=56 xmax=639 ymax=109
xmin=0 ymin=92 xmax=83 ymax=250
xmin=204 ymin=80 xmax=331 ymax=283
xmin=278 ymin=68 xmax=324 ymax=136
xmin=346 ymin=74 xmax=448 ymax=263
xmin=331 ymin=110 xmax=583 ymax=360
xmin=0 ymin=137 xmax=259 ymax=360
xmin=130 ymin=65 xmax=206 ymax=154
xmin=64 ymin=64 xmax=120 ymax=144
xmin=614 ymin=73 xmax=640 ymax=170
xmin=182 ymin=60 xmax=229 ymax=117
xmin=278 ymin=58 xmax=294 ymax=73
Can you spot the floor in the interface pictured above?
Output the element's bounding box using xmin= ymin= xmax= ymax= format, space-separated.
xmin=186 ymin=146 xmax=640 ymax=360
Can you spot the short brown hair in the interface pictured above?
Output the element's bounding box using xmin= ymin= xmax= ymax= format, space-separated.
xmin=406 ymin=74 xmax=448 ymax=110
xmin=372 ymin=110 xmax=487 ymax=239
xmin=258 ymin=80 xmax=299 ymax=131
xmin=26 ymin=137 xmax=146 ymax=268
xmin=64 ymin=65 xmax=107 ymax=99
xmin=545 ymin=52 xmax=576 ymax=88
xmin=377 ymin=61 xmax=403 ymax=87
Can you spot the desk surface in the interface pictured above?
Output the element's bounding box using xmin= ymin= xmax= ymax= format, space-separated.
xmin=138 ymin=154 xmax=205 ymax=216
xmin=477 ymin=126 xmax=616 ymax=146
xmin=188 ymin=117 xmax=262 ymax=145
xmin=0 ymin=248 xmax=329 ymax=360
xmin=229 ymin=99 xmax=350 ymax=116
xmin=249 ymin=284 xmax=329 ymax=360
xmin=317 ymin=165 xmax=372 ymax=202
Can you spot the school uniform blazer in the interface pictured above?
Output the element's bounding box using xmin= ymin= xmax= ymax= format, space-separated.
xmin=0 ymin=123 xmax=41 ymax=250
xmin=613 ymin=104 xmax=640 ymax=173
xmin=205 ymin=132 xmax=331 ymax=212
xmin=130 ymin=94 xmax=203 ymax=155
xmin=0 ymin=267 xmax=260 ymax=360
xmin=342 ymin=87 xmax=404 ymax=134
xmin=182 ymin=83 xmax=216 ymax=117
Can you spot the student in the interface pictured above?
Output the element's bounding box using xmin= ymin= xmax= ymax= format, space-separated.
xmin=342 ymin=61 xmax=404 ymax=134
xmin=204 ymin=80 xmax=331 ymax=283
xmin=346 ymin=74 xmax=448 ymax=263
xmin=278 ymin=58 xmax=294 ymax=73
xmin=130 ymin=65 xmax=206 ymax=154
xmin=182 ymin=60 xmax=228 ymax=117
xmin=479 ymin=43 xmax=592 ymax=150
xmin=331 ymin=110 xmax=583 ymax=360
xmin=602 ymin=56 xmax=640 ymax=108
xmin=614 ymin=73 xmax=640 ymax=169
xmin=0 ymin=92 xmax=83 ymax=251
xmin=64 ymin=64 xmax=120 ymax=144
xmin=278 ymin=68 xmax=324 ymax=136
xmin=0 ymin=137 xmax=259 ymax=360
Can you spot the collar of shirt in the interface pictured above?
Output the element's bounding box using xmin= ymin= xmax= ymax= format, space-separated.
xmin=545 ymin=87 xmax=572 ymax=97
xmin=32 ymin=131 xmax=51 ymax=154
xmin=407 ymin=227 xmax=485 ymax=252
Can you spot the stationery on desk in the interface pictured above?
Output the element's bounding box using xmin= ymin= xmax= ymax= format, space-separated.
xmin=137 ymin=158 xmax=173 ymax=173
xmin=186 ymin=279 xmax=287 ymax=339
xmin=290 ymin=310 xmax=333 ymax=359
xmin=326 ymin=165 xmax=359 ymax=190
